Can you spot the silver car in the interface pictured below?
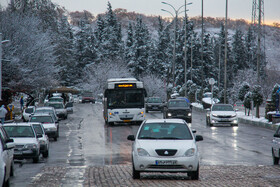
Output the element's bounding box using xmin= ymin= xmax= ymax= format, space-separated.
xmin=45 ymin=102 xmax=68 ymax=120
xmin=3 ymin=123 xmax=41 ymax=163
xmin=127 ymin=119 xmax=203 ymax=180
xmin=30 ymin=122 xmax=49 ymax=158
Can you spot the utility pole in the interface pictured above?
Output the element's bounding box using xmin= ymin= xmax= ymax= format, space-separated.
xmin=257 ymin=0 xmax=262 ymax=83
xmin=184 ymin=0 xmax=187 ymax=97
xmin=0 ymin=33 xmax=2 ymax=100
xmin=201 ymin=0 xmax=204 ymax=88
xmin=224 ymin=0 xmax=228 ymax=104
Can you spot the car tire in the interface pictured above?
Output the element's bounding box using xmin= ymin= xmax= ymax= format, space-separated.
xmin=209 ymin=123 xmax=213 ymax=127
xmin=272 ymin=149 xmax=279 ymax=165
xmin=3 ymin=170 xmax=9 ymax=187
xmin=108 ymin=122 xmax=114 ymax=126
xmin=206 ymin=117 xmax=209 ymax=126
xmin=43 ymin=150 xmax=49 ymax=158
xmin=146 ymin=109 xmax=149 ymax=113
xmin=132 ymin=164 xmax=140 ymax=179
xmin=54 ymin=137 xmax=58 ymax=141
xmin=189 ymin=165 xmax=199 ymax=180
xmin=33 ymin=155 xmax=39 ymax=163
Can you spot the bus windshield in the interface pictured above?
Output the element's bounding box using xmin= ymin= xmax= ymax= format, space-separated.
xmin=107 ymin=89 xmax=144 ymax=109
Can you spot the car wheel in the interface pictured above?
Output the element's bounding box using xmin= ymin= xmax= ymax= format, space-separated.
xmin=54 ymin=137 xmax=58 ymax=141
xmin=3 ymin=170 xmax=10 ymax=187
xmin=189 ymin=165 xmax=199 ymax=180
xmin=132 ymin=164 xmax=140 ymax=179
xmin=206 ymin=117 xmax=209 ymax=126
xmin=33 ymin=155 xmax=39 ymax=163
xmin=108 ymin=122 xmax=114 ymax=126
xmin=209 ymin=123 xmax=213 ymax=127
xmin=146 ymin=109 xmax=149 ymax=113
xmin=43 ymin=150 xmax=49 ymax=158
xmin=272 ymin=149 xmax=279 ymax=165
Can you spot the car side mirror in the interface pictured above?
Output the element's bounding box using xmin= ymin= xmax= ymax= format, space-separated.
xmin=127 ymin=135 xmax=135 ymax=141
xmin=274 ymin=134 xmax=280 ymax=138
xmin=195 ymin=135 xmax=203 ymax=142
xmin=192 ymin=129 xmax=197 ymax=133
xmin=37 ymin=134 xmax=43 ymax=138
xmin=235 ymin=109 xmax=239 ymax=112
xmin=206 ymin=108 xmax=210 ymax=111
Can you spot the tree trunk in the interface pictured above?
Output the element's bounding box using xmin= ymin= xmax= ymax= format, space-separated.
xmin=256 ymin=104 xmax=260 ymax=118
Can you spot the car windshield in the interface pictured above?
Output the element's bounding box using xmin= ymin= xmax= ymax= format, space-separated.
xmin=168 ymin=100 xmax=190 ymax=108
xmin=147 ymin=98 xmax=162 ymax=103
xmin=46 ymin=103 xmax=64 ymax=109
xmin=32 ymin=124 xmax=43 ymax=135
xmin=25 ymin=108 xmax=34 ymax=113
xmin=49 ymin=97 xmax=63 ymax=102
xmin=138 ymin=122 xmax=192 ymax=140
xmin=30 ymin=116 xmax=54 ymax=123
xmin=4 ymin=126 xmax=35 ymax=138
xmin=212 ymin=105 xmax=234 ymax=111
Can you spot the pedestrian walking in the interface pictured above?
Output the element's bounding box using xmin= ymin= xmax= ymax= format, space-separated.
xmin=20 ymin=96 xmax=24 ymax=111
xmin=0 ymin=105 xmax=7 ymax=124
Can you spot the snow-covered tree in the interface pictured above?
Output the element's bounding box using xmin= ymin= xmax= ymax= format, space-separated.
xmin=141 ymin=75 xmax=167 ymax=101
xmin=231 ymin=29 xmax=247 ymax=74
xmin=252 ymin=85 xmax=263 ymax=118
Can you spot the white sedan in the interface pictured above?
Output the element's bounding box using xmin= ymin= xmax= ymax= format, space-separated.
xmin=127 ymin=119 xmax=203 ymax=180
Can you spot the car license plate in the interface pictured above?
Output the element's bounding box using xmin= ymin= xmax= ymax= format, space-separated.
xmin=220 ymin=119 xmax=230 ymax=122
xmin=153 ymin=107 xmax=158 ymax=109
xmin=123 ymin=120 xmax=131 ymax=123
xmin=155 ymin=160 xmax=177 ymax=165
xmin=14 ymin=151 xmax=22 ymax=155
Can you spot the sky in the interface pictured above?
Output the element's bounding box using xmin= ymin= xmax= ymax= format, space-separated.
xmin=0 ymin=0 xmax=279 ymax=24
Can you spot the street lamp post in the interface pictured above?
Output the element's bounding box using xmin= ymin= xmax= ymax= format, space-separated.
xmin=161 ymin=1 xmax=189 ymax=89
xmin=224 ymin=0 xmax=228 ymax=103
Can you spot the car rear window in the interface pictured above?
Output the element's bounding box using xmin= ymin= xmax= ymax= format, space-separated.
xmin=25 ymin=108 xmax=34 ymax=113
xmin=138 ymin=122 xmax=192 ymax=140
xmin=30 ymin=116 xmax=54 ymax=123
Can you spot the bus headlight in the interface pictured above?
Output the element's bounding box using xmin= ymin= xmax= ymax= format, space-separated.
xmin=167 ymin=113 xmax=172 ymax=117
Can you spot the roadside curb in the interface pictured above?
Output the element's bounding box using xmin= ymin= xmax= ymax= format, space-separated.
xmin=192 ymin=103 xmax=279 ymax=131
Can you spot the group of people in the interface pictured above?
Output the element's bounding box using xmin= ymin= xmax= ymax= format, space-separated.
xmin=0 ymin=96 xmax=24 ymax=125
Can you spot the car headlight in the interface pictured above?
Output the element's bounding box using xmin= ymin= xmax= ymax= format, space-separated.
xmin=231 ymin=114 xmax=237 ymax=117
xmin=24 ymin=144 xmax=38 ymax=149
xmin=212 ymin=114 xmax=218 ymax=117
xmin=188 ymin=113 xmax=192 ymax=117
xmin=184 ymin=148 xmax=195 ymax=157
xmin=137 ymin=148 xmax=150 ymax=156
xmin=167 ymin=113 xmax=172 ymax=117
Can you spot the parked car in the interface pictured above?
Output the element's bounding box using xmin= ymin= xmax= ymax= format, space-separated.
xmin=145 ymin=97 xmax=164 ymax=113
xmin=127 ymin=119 xmax=203 ymax=179
xmin=30 ymin=122 xmax=49 ymax=158
xmin=206 ymin=104 xmax=238 ymax=127
xmin=0 ymin=126 xmax=14 ymax=187
xmin=65 ymin=102 xmax=73 ymax=114
xmin=81 ymin=92 xmax=95 ymax=103
xmin=164 ymin=99 xmax=192 ymax=123
xmin=73 ymin=95 xmax=79 ymax=103
xmin=29 ymin=113 xmax=59 ymax=141
xmin=3 ymin=123 xmax=41 ymax=163
xmin=48 ymin=96 xmax=64 ymax=103
xmin=35 ymin=106 xmax=59 ymax=123
xmin=22 ymin=106 xmax=36 ymax=122
xmin=272 ymin=125 xmax=280 ymax=165
xmin=45 ymin=102 xmax=68 ymax=119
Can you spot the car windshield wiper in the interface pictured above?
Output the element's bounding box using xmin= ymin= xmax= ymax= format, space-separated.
xmin=139 ymin=136 xmax=158 ymax=139
xmin=159 ymin=137 xmax=181 ymax=140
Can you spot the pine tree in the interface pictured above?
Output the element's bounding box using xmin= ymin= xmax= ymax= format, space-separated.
xmin=128 ymin=16 xmax=151 ymax=78
xmin=231 ymin=29 xmax=247 ymax=74
xmin=252 ymin=85 xmax=263 ymax=118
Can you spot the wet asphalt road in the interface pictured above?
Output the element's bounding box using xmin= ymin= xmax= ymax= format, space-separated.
xmin=10 ymin=103 xmax=275 ymax=186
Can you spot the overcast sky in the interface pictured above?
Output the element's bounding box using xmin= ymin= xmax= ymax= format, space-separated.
xmin=1 ymin=0 xmax=279 ymax=24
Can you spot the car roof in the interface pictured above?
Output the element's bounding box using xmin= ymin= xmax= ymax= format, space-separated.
xmin=213 ymin=103 xmax=232 ymax=106
xmin=26 ymin=106 xmax=36 ymax=109
xmin=168 ymin=99 xmax=188 ymax=102
xmin=36 ymin=107 xmax=55 ymax=110
xmin=3 ymin=122 xmax=33 ymax=127
xmin=31 ymin=113 xmax=52 ymax=117
xmin=144 ymin=119 xmax=186 ymax=124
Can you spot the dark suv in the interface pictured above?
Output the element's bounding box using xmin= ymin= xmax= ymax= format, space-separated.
xmin=164 ymin=99 xmax=192 ymax=123
xmin=145 ymin=97 xmax=164 ymax=113
xmin=272 ymin=125 xmax=280 ymax=165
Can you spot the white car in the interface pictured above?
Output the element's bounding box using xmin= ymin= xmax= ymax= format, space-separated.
xmin=35 ymin=106 xmax=59 ymax=123
xmin=206 ymin=104 xmax=238 ymax=127
xmin=45 ymin=102 xmax=68 ymax=119
xmin=22 ymin=106 xmax=36 ymax=122
xmin=127 ymin=119 xmax=203 ymax=180
xmin=30 ymin=122 xmax=49 ymax=158
xmin=29 ymin=113 xmax=59 ymax=141
xmin=3 ymin=123 xmax=41 ymax=163
xmin=0 ymin=126 xmax=14 ymax=187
